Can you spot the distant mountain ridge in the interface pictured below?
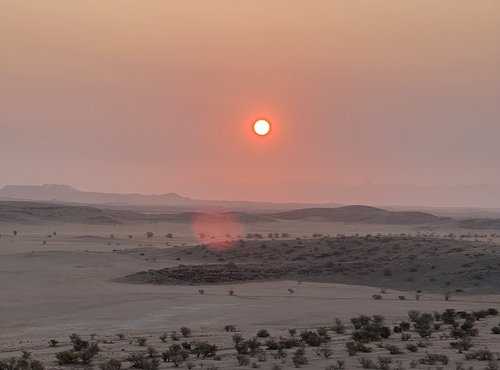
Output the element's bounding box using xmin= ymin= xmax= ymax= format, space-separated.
xmin=0 ymin=184 xmax=337 ymax=211
xmin=0 ymin=184 xmax=188 ymax=206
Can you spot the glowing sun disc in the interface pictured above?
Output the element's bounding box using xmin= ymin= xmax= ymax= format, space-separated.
xmin=253 ymin=119 xmax=271 ymax=136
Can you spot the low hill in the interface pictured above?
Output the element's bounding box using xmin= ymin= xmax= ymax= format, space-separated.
xmin=0 ymin=201 xmax=275 ymax=225
xmin=458 ymin=218 xmax=500 ymax=230
xmin=0 ymin=201 xmax=121 ymax=224
xmin=120 ymin=235 xmax=500 ymax=293
xmin=271 ymin=205 xmax=447 ymax=225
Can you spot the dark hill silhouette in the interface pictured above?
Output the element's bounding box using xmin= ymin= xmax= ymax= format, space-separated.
xmin=271 ymin=205 xmax=447 ymax=225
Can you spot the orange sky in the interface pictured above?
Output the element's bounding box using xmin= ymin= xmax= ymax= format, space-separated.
xmin=1 ymin=1 xmax=500 ymax=202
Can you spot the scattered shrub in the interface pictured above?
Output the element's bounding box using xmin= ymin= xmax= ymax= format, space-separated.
xmin=418 ymin=353 xmax=449 ymax=365
xmin=256 ymin=329 xmax=270 ymax=338
xmin=317 ymin=348 xmax=333 ymax=358
xmin=56 ymin=351 xmax=80 ymax=365
xmin=180 ymin=327 xmax=191 ymax=338
xmin=99 ymin=359 xmax=122 ymax=370
xmin=464 ymin=349 xmax=493 ymax=361
xmin=291 ymin=348 xmax=308 ymax=368
xmin=406 ymin=344 xmax=418 ymax=352
xmin=128 ymin=353 xmax=160 ymax=370
xmin=191 ymin=341 xmax=218 ymax=358
xmin=136 ymin=337 xmax=147 ymax=346
xmin=358 ymin=357 xmax=375 ymax=369
xmin=236 ymin=354 xmax=250 ymax=366
xmin=385 ymin=344 xmax=403 ymax=355
xmin=69 ymin=333 xmax=89 ymax=351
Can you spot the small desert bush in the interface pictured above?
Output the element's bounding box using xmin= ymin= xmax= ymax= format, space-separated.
xmin=300 ymin=330 xmax=325 ymax=346
xmin=385 ymin=344 xmax=403 ymax=355
xmin=358 ymin=357 xmax=375 ymax=368
xmin=325 ymin=360 xmax=345 ymax=370
xmin=345 ymin=341 xmax=371 ymax=356
xmin=56 ymin=351 xmax=81 ymax=365
xmin=128 ymin=353 xmax=160 ymax=370
xmin=236 ymin=354 xmax=250 ymax=366
xmin=401 ymin=333 xmax=411 ymax=341
xmin=191 ymin=341 xmax=218 ymax=358
xmin=136 ymin=337 xmax=147 ymax=346
xmin=79 ymin=343 xmax=100 ymax=364
xmin=265 ymin=339 xmax=279 ymax=350
xmin=99 ymin=359 xmax=122 ymax=370
xmin=331 ymin=318 xmax=345 ymax=334
xmin=69 ymin=333 xmax=89 ymax=351
xmin=291 ymin=348 xmax=308 ymax=368
xmin=0 ymin=357 xmax=45 ymax=370
xmin=170 ymin=331 xmax=179 ymax=341
xmin=256 ymin=329 xmax=270 ymax=338
xmin=406 ymin=343 xmax=418 ymax=352
xmin=464 ymin=349 xmax=493 ymax=361
xmin=377 ymin=356 xmax=392 ymax=370
xmin=450 ymin=337 xmax=473 ymax=352
xmin=180 ymin=327 xmax=191 ymax=338
xmin=162 ymin=344 xmax=189 ymax=367
xmin=418 ymin=353 xmax=449 ymax=365
xmin=317 ymin=348 xmax=333 ymax=358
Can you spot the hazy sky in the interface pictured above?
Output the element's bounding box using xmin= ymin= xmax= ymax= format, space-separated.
xmin=1 ymin=1 xmax=500 ymax=202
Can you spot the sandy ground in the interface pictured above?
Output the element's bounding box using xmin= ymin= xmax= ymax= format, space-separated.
xmin=1 ymin=222 xmax=500 ymax=369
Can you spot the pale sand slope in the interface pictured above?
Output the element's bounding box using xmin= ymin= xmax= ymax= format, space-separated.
xmin=1 ymin=249 xmax=499 ymax=342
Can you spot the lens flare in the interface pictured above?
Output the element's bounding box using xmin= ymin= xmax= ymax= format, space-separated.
xmin=191 ymin=212 xmax=244 ymax=250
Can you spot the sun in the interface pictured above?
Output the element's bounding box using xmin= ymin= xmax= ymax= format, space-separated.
xmin=253 ymin=119 xmax=271 ymax=136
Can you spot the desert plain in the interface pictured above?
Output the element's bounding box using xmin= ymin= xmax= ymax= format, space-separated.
xmin=1 ymin=201 xmax=500 ymax=370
